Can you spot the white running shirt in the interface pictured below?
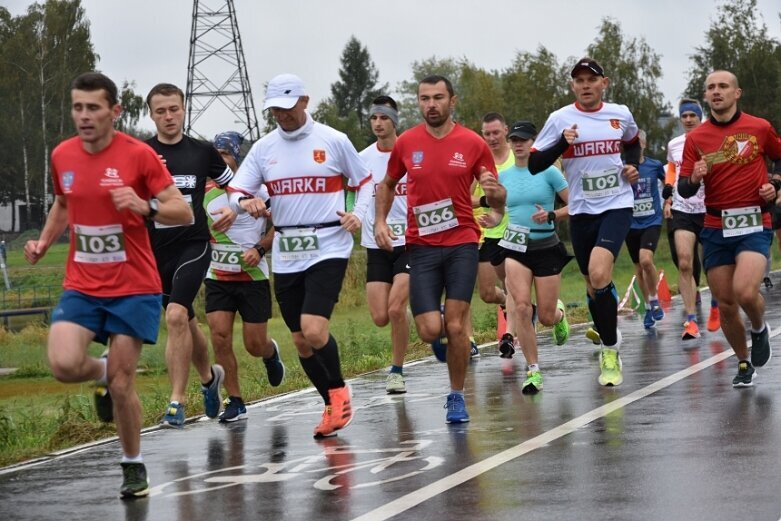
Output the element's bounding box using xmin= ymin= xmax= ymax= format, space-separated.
xmin=666 ymin=134 xmax=706 ymax=214
xmin=533 ymin=102 xmax=639 ymax=215
xmin=359 ymin=143 xmax=407 ymax=249
xmin=229 ymin=117 xmax=371 ymax=273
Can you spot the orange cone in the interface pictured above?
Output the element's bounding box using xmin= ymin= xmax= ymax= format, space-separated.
xmin=496 ymin=305 xmax=507 ymax=344
xmin=657 ymin=270 xmax=672 ymax=304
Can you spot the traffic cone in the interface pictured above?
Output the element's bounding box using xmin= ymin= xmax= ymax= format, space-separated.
xmin=657 ymin=270 xmax=672 ymax=304
xmin=496 ymin=305 xmax=507 ymax=344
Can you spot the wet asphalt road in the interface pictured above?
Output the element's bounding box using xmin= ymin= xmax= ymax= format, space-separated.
xmin=1 ymin=284 xmax=780 ymax=521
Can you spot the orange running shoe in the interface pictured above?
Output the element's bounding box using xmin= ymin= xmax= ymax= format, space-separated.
xmin=682 ymin=320 xmax=701 ymax=340
xmin=328 ymin=385 xmax=354 ymax=431
xmin=707 ymin=306 xmax=721 ymax=332
xmin=313 ymin=406 xmax=337 ymax=438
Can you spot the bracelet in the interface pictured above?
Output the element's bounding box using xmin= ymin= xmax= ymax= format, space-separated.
xmin=479 ymin=195 xmax=490 ymax=208
xmin=253 ymin=245 xmax=266 ymax=257
xmin=547 ymin=211 xmax=556 ymax=224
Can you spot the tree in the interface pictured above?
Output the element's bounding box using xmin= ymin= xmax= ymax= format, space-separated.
xmin=326 ymin=36 xmax=387 ymax=147
xmin=685 ymin=0 xmax=781 ymax=128
xmin=396 ymin=56 xmax=465 ymax=129
xmin=312 ymin=97 xmax=364 ymax=147
xmin=116 ymin=80 xmax=148 ymax=137
xmin=586 ymin=18 xmax=674 ymax=156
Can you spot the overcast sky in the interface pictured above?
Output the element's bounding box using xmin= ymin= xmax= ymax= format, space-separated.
xmin=5 ymin=0 xmax=781 ymax=138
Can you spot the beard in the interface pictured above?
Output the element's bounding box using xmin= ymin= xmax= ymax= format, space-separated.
xmin=423 ymin=110 xmax=448 ymax=128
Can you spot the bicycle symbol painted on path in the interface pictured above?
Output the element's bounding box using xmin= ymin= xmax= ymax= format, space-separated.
xmin=148 ymin=439 xmax=444 ymax=498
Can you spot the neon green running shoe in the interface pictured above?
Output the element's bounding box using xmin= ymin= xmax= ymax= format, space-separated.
xmin=552 ymin=299 xmax=570 ymax=345
xmin=521 ymin=369 xmax=543 ymax=395
xmin=586 ymin=327 xmax=601 ymax=345
xmin=598 ymin=348 xmax=623 ymax=387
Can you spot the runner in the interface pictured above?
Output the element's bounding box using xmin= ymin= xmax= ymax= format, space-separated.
xmin=530 ymin=57 xmax=641 ymax=387
xmin=205 ymin=131 xmax=285 ymax=422
xmin=678 ymin=69 xmax=781 ymax=387
xmin=626 ymin=129 xmax=666 ymax=329
xmin=227 ymin=73 xmax=373 ymax=437
xmin=480 ymin=120 xmax=571 ymax=394
xmin=24 ymin=72 xmax=192 ymax=498
xmin=358 ymin=96 xmax=411 ymax=394
xmin=145 ymin=83 xmax=235 ymax=427
xmin=375 ymin=75 xmax=506 ymax=423
xmin=663 ymin=98 xmax=720 ymax=338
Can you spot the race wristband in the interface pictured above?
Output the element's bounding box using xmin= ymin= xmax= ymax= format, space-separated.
xmin=479 ymin=195 xmax=490 ymax=208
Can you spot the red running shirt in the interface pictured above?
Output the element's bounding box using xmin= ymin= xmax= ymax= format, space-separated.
xmin=387 ymin=123 xmax=497 ymax=246
xmin=52 ymin=132 xmax=173 ymax=297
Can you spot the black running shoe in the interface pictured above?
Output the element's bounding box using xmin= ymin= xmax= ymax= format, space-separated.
xmin=732 ymin=361 xmax=756 ymax=388
xmin=750 ymin=323 xmax=772 ymax=368
xmin=120 ymin=462 xmax=149 ymax=499
xmin=499 ymin=333 xmax=515 ymax=359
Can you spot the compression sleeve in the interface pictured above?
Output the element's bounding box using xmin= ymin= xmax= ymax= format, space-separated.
xmin=528 ymin=133 xmax=569 ymax=174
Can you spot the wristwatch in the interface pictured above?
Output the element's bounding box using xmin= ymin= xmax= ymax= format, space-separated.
xmin=146 ymin=200 xmax=158 ymax=221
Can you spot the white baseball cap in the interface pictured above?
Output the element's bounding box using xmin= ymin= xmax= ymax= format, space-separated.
xmin=263 ymin=73 xmax=307 ymax=110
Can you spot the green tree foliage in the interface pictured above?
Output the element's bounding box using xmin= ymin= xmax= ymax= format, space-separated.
xmin=312 ymin=98 xmax=365 ymax=148
xmin=685 ymin=0 xmax=781 ymax=128
xmin=586 ymin=18 xmax=674 ymax=156
xmin=396 ymin=56 xmax=465 ymax=129
xmin=116 ymin=80 xmax=149 ymax=138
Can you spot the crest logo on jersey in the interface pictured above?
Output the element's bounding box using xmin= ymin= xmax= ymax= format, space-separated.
xmin=100 ymin=167 xmax=124 ymax=188
xmin=448 ymin=151 xmax=467 ymax=168
xmin=313 ymin=150 xmax=326 ymax=164
xmin=720 ymin=133 xmax=758 ymax=165
xmin=61 ymin=171 xmax=75 ymax=192
xmin=104 ymin=168 xmax=119 ymax=178
xmin=412 ymin=151 xmax=424 ymax=165
xmin=609 ymin=119 xmax=620 ymax=130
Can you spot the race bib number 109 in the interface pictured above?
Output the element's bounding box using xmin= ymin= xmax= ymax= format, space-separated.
xmin=581 ymin=169 xmax=620 ymax=199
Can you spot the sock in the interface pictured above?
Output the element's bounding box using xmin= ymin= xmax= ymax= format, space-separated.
xmin=202 ymin=366 xmax=214 ymax=388
xmin=649 ymin=298 xmax=659 ymax=309
xmin=751 ymin=323 xmax=767 ymax=334
xmin=170 ymin=400 xmax=180 ymax=406
xmin=389 ymin=365 xmax=403 ymax=375
xmin=97 ymin=357 xmax=108 ymax=386
xmin=299 ymin=355 xmax=331 ymax=404
xmin=586 ymin=292 xmax=598 ymax=328
xmin=121 ymin=454 xmax=143 ymax=464
xmin=313 ymin=335 xmax=345 ymax=389
xmin=593 ymin=282 xmax=618 ymax=346
xmin=528 ymin=363 xmax=539 ymax=373
xmin=687 ymin=314 xmax=696 ymax=323
xmin=450 ymin=389 xmax=464 ymax=396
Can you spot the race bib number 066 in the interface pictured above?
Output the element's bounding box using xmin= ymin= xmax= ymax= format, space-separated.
xmin=413 ymin=198 xmax=458 ymax=236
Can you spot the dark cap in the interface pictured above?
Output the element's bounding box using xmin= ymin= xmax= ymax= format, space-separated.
xmin=507 ymin=121 xmax=537 ymax=140
xmin=571 ymin=57 xmax=605 ymax=78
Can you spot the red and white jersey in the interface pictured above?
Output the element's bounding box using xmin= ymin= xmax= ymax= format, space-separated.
xmin=229 ymin=116 xmax=371 ymax=273
xmin=51 ymin=133 xmax=172 ymax=297
xmin=666 ymin=134 xmax=705 ymax=214
xmin=533 ymin=102 xmax=639 ymax=215
xmin=359 ymin=142 xmax=407 ymax=249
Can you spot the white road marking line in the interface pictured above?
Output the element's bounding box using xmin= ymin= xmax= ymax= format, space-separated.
xmin=351 ymin=328 xmax=777 ymax=521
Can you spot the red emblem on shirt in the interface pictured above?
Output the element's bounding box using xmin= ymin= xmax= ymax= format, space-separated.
xmin=313 ymin=149 xmax=326 ymax=164
xmin=609 ymin=119 xmax=620 ymax=129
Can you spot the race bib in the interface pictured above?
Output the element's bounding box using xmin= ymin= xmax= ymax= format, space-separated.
xmin=210 ymin=243 xmax=242 ymax=273
xmin=387 ymin=220 xmax=407 ymax=238
xmin=154 ymin=194 xmax=196 ymax=229
xmin=413 ymin=198 xmax=458 ymax=236
xmin=722 ymin=206 xmax=762 ymax=237
xmin=581 ymin=169 xmax=620 ymax=199
xmin=73 ymin=224 xmax=126 ymax=263
xmin=277 ymin=229 xmax=320 ymax=261
xmin=498 ymin=223 xmax=530 ymax=253
xmin=633 ymin=197 xmax=655 ymax=217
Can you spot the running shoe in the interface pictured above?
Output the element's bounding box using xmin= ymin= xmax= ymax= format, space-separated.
xmin=201 ymin=364 xmax=225 ymax=418
xmin=94 ymin=349 xmax=113 ymax=423
xmin=598 ymin=348 xmax=623 ymax=387
xmin=328 ymin=385 xmax=353 ymax=431
xmin=160 ymin=402 xmax=185 ymax=428
xmin=120 ymin=462 xmax=149 ymax=499
xmin=385 ymin=372 xmax=406 ymax=394
xmin=431 ymin=336 xmax=447 ymax=362
xmin=499 ymin=333 xmax=515 ymax=359
xmin=218 ymin=396 xmax=247 ymax=423
xmin=313 ymin=406 xmax=337 ymax=438
xmin=444 ymin=393 xmax=470 ymax=423
xmin=682 ymin=320 xmax=701 ymax=340
xmin=750 ymin=322 xmax=772 ymax=368
xmin=651 ymin=304 xmax=664 ymax=322
xmin=552 ymin=299 xmax=570 ymax=345
xmin=732 ymin=360 xmax=756 ymax=388
xmin=586 ymin=327 xmax=601 ymax=345
xmin=643 ymin=309 xmax=655 ymax=330
xmin=470 ymin=337 xmax=480 ymax=359
xmin=263 ymin=339 xmax=286 ymax=387
xmin=706 ymin=306 xmax=721 ymax=332
xmin=521 ymin=369 xmax=543 ymax=395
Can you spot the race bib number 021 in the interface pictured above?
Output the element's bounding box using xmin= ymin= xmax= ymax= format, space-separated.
xmin=210 ymin=243 xmax=242 ymax=273
xmin=413 ymin=198 xmax=458 ymax=236
xmin=277 ymin=229 xmax=320 ymax=261
xmin=633 ymin=197 xmax=655 ymax=217
xmin=581 ymin=169 xmax=620 ymax=199
xmin=498 ymin=223 xmax=530 ymax=253
xmin=74 ymin=224 xmax=127 ymax=263
xmin=722 ymin=206 xmax=762 ymax=237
